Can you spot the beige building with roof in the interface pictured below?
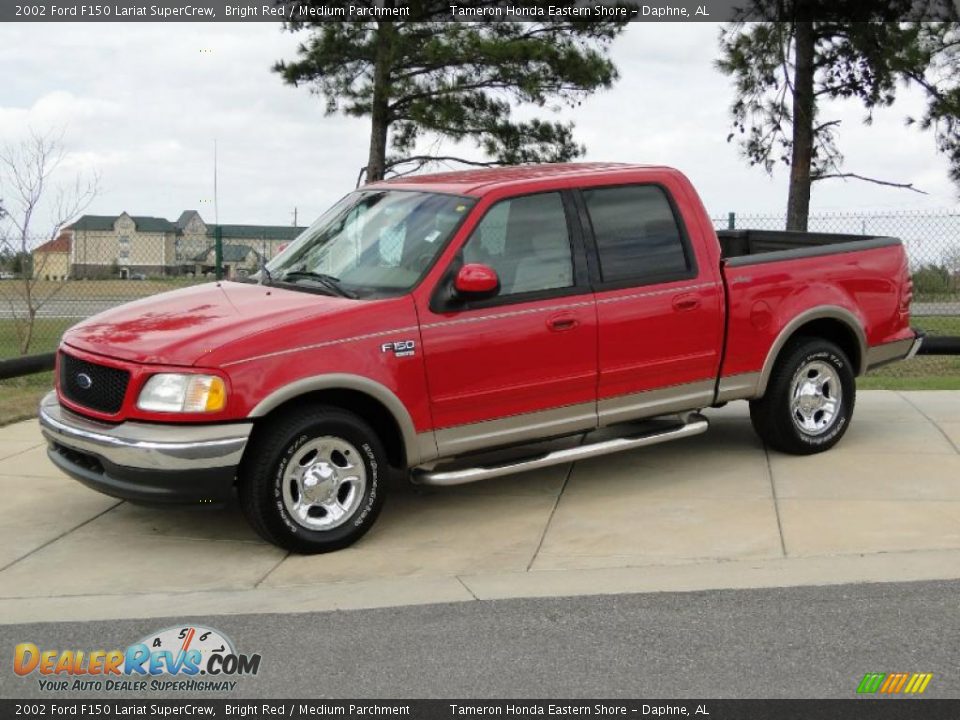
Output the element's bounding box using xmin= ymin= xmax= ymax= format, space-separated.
xmin=31 ymin=233 xmax=72 ymax=281
xmin=66 ymin=211 xmax=304 ymax=279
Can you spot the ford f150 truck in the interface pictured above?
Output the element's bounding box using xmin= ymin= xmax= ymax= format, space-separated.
xmin=39 ymin=163 xmax=922 ymax=553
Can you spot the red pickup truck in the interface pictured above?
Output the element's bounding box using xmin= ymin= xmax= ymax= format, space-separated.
xmin=40 ymin=164 xmax=921 ymax=553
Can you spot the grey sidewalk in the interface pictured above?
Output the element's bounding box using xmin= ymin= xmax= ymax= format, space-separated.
xmin=1 ymin=390 xmax=959 ymax=623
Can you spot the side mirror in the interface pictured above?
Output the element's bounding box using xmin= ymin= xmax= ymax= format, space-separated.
xmin=454 ymin=263 xmax=500 ymax=297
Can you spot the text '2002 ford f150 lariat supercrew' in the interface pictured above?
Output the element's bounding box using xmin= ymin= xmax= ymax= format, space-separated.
xmin=40 ymin=164 xmax=922 ymax=553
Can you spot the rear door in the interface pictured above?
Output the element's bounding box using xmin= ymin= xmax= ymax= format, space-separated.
xmin=417 ymin=190 xmax=599 ymax=457
xmin=575 ymin=181 xmax=724 ymax=425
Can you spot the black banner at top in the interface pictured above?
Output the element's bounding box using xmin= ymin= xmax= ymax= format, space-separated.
xmin=3 ymin=0 xmax=959 ymax=23
xmin=3 ymin=699 xmax=960 ymax=720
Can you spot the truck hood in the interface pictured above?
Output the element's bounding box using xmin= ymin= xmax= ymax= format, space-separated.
xmin=63 ymin=281 xmax=354 ymax=366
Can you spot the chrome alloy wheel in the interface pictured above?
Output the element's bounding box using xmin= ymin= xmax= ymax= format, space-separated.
xmin=789 ymin=360 xmax=843 ymax=436
xmin=281 ymin=436 xmax=367 ymax=531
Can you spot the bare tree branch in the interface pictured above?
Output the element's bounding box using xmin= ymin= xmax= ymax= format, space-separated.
xmin=384 ymin=155 xmax=504 ymax=174
xmin=0 ymin=130 xmax=98 ymax=354
xmin=812 ymin=172 xmax=928 ymax=194
xmin=354 ymin=154 xmax=506 ymax=186
xmin=813 ymin=119 xmax=842 ymax=133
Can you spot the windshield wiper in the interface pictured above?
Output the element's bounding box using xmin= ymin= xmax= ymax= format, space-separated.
xmin=258 ymin=253 xmax=273 ymax=285
xmin=278 ymin=270 xmax=356 ymax=298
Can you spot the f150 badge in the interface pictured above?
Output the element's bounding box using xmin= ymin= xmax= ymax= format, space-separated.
xmin=381 ymin=340 xmax=416 ymax=358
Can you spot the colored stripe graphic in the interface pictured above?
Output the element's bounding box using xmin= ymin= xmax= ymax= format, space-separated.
xmin=905 ymin=673 xmax=934 ymax=694
xmin=857 ymin=673 xmax=886 ymax=694
xmin=857 ymin=672 xmax=932 ymax=695
xmin=880 ymin=673 xmax=907 ymax=694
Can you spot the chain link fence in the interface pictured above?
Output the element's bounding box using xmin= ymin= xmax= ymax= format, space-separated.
xmin=712 ymin=209 xmax=960 ymax=384
xmin=0 ymin=245 xmax=208 ymax=362
xmin=2 ymin=208 xmax=958 ymax=378
xmin=0 ymin=227 xmax=294 ymax=361
xmin=0 ymin=227 xmax=264 ymax=423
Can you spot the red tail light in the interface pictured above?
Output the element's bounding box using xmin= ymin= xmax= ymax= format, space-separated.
xmin=900 ymin=277 xmax=913 ymax=313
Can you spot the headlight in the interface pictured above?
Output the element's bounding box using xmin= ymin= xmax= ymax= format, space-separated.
xmin=137 ymin=374 xmax=226 ymax=413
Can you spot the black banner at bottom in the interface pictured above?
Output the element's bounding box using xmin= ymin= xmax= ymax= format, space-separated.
xmin=2 ymin=699 xmax=959 ymax=720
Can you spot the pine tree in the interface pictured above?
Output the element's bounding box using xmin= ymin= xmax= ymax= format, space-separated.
xmin=275 ymin=3 xmax=627 ymax=183
xmin=717 ymin=5 xmax=958 ymax=230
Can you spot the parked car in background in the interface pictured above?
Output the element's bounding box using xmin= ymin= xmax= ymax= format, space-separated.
xmin=39 ymin=164 xmax=921 ymax=553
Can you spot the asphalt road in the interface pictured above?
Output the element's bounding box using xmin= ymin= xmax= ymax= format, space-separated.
xmin=1 ymin=579 xmax=957 ymax=699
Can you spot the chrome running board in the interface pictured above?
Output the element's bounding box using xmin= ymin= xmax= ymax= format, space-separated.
xmin=412 ymin=414 xmax=709 ymax=487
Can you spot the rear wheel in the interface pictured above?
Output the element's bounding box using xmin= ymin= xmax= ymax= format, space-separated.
xmin=239 ymin=406 xmax=387 ymax=553
xmin=749 ymin=337 xmax=856 ymax=455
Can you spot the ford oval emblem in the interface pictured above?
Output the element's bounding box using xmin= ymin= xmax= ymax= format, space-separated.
xmin=76 ymin=373 xmax=93 ymax=390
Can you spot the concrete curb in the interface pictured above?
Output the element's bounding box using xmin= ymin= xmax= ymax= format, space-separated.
xmin=3 ymin=548 xmax=960 ymax=624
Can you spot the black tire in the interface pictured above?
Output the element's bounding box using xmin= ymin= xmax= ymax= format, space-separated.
xmin=238 ymin=405 xmax=387 ymax=554
xmin=749 ymin=336 xmax=856 ymax=455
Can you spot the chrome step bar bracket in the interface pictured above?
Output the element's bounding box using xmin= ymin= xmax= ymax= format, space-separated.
xmin=412 ymin=415 xmax=709 ymax=487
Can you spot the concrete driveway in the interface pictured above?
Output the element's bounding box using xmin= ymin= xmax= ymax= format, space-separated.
xmin=1 ymin=390 xmax=959 ymax=624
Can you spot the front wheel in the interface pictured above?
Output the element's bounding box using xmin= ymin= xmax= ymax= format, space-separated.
xmin=749 ymin=337 xmax=856 ymax=455
xmin=239 ymin=406 xmax=387 ymax=553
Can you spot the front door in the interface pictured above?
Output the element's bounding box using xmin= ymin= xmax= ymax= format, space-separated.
xmin=418 ymin=191 xmax=598 ymax=457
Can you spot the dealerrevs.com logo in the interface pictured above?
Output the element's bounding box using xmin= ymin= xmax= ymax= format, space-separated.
xmin=13 ymin=625 xmax=262 ymax=693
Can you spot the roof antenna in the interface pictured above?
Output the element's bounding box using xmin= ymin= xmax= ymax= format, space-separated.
xmin=213 ymin=139 xmax=224 ymax=282
xmin=213 ymin=139 xmax=219 ymax=227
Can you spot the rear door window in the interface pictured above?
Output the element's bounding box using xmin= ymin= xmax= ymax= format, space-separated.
xmin=581 ymin=185 xmax=693 ymax=285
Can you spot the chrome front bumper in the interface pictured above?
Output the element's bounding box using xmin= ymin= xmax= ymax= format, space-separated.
xmin=38 ymin=391 xmax=253 ymax=505
xmin=39 ymin=391 xmax=252 ymax=471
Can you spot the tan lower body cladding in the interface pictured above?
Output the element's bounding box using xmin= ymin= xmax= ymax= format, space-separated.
xmin=426 ymin=378 xmax=720 ymax=460
xmin=418 ymin=335 xmax=912 ymax=465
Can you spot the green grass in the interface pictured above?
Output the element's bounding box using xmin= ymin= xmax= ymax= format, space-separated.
xmin=0 ymin=372 xmax=53 ymax=427
xmin=0 ymin=318 xmax=77 ymax=360
xmin=858 ymin=375 xmax=960 ymax=390
xmin=912 ymin=315 xmax=960 ymax=336
xmin=861 ymin=315 xmax=960 ymax=389
xmin=865 ymin=353 xmax=960 ymax=378
xmin=0 ymin=318 xmax=72 ymax=426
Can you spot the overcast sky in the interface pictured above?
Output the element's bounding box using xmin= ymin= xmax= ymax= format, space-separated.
xmin=1 ymin=21 xmax=957 ymax=236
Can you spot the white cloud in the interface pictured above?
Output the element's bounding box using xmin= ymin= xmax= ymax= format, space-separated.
xmin=0 ymin=21 xmax=955 ymax=235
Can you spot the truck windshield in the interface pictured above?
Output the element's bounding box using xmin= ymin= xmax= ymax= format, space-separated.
xmin=261 ymin=190 xmax=474 ymax=297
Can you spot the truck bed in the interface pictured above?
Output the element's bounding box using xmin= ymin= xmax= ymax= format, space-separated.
xmin=717 ymin=229 xmax=901 ymax=267
xmin=718 ymin=227 xmax=912 ymax=382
